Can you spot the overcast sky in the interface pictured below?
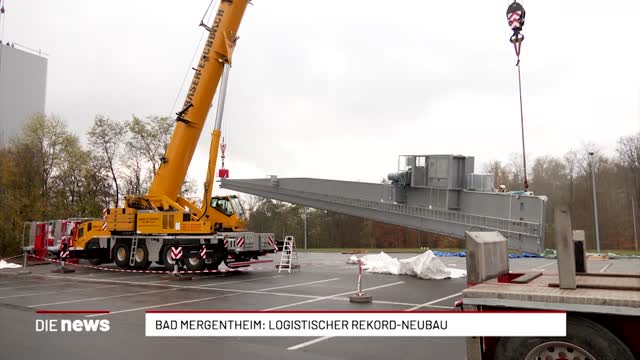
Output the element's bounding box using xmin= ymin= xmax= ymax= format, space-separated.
xmin=3 ymin=0 xmax=639 ymax=190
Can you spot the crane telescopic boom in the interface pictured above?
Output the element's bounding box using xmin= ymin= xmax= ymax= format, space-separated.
xmin=201 ymin=63 xmax=231 ymax=213
xmin=147 ymin=0 xmax=248 ymax=206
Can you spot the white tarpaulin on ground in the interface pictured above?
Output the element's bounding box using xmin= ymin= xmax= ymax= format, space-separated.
xmin=0 ymin=260 xmax=22 ymax=269
xmin=347 ymin=255 xmax=359 ymax=264
xmin=348 ymin=251 xmax=466 ymax=279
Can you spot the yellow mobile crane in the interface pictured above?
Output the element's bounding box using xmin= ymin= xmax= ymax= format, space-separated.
xmin=70 ymin=0 xmax=274 ymax=271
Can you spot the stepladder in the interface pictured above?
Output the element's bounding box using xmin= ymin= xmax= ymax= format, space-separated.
xmin=278 ymin=235 xmax=300 ymax=273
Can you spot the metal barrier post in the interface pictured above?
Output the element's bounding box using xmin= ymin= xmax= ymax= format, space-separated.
xmin=349 ymin=260 xmax=372 ymax=304
xmin=18 ymin=222 xmax=31 ymax=275
xmin=356 ymin=259 xmax=363 ymax=295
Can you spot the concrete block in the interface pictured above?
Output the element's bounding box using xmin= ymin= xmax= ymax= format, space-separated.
xmin=555 ymin=206 xmax=576 ymax=289
xmin=465 ymin=231 xmax=509 ymax=284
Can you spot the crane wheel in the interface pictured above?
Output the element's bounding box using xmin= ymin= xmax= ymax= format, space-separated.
xmin=185 ymin=256 xmax=204 ymax=271
xmin=161 ymin=246 xmax=179 ymax=272
xmin=494 ymin=316 xmax=634 ymax=360
xmin=133 ymin=244 xmax=151 ymax=270
xmin=86 ymin=240 xmax=103 ymax=266
xmin=113 ymin=243 xmax=131 ymax=269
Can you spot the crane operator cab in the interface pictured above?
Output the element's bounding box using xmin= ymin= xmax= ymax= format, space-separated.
xmin=208 ymin=195 xmax=248 ymax=232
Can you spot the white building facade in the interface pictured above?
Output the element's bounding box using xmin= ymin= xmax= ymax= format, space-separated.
xmin=0 ymin=43 xmax=47 ymax=146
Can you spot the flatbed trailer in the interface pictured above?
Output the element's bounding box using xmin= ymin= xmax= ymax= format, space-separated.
xmin=462 ymin=224 xmax=639 ymax=360
xmin=464 ymin=273 xmax=639 ymax=359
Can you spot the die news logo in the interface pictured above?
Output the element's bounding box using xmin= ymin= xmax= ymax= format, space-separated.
xmin=36 ymin=319 xmax=110 ymax=332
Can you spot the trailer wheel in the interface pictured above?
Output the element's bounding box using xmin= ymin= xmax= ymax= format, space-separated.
xmin=113 ymin=243 xmax=131 ymax=269
xmin=185 ymin=256 xmax=204 ymax=271
xmin=86 ymin=240 xmax=103 ymax=266
xmin=133 ymin=245 xmax=151 ymax=270
xmin=495 ymin=316 xmax=634 ymax=360
xmin=161 ymin=246 xmax=179 ymax=272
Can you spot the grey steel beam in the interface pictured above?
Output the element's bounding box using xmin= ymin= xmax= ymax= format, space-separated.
xmin=221 ymin=177 xmax=546 ymax=253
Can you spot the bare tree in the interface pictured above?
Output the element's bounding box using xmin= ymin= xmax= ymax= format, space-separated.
xmin=122 ymin=148 xmax=145 ymax=196
xmin=241 ymin=195 xmax=265 ymax=216
xmin=616 ymin=132 xmax=640 ymax=170
xmin=1 ymin=115 xmax=108 ymax=256
xmin=564 ymin=149 xmax=580 ymax=214
xmin=483 ymin=160 xmax=509 ymax=190
xmin=21 ymin=114 xmax=69 ymax=194
xmin=179 ymin=176 xmax=199 ymax=201
xmin=578 ymin=142 xmax=604 ymax=175
xmin=127 ymin=115 xmax=174 ymax=176
xmin=88 ymin=115 xmax=125 ymax=207
xmin=531 ymin=156 xmax=568 ymax=190
xmin=616 ymin=132 xmax=640 ymax=197
xmin=507 ymin=152 xmax=527 ymax=190
xmin=54 ymin=134 xmax=89 ymax=214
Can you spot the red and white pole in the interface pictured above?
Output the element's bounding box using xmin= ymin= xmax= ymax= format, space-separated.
xmin=350 ymin=259 xmax=372 ymax=303
xmin=356 ymin=259 xmax=363 ymax=296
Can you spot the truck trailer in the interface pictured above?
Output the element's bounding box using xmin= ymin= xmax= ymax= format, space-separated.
xmin=462 ymin=208 xmax=639 ymax=360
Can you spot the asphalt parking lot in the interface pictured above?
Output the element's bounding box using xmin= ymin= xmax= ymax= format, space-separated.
xmin=1 ymin=252 xmax=638 ymax=360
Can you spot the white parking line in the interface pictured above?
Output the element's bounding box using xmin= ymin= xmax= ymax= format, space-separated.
xmin=283 ymin=281 xmax=404 ymax=350
xmin=42 ymin=274 xmax=334 ymax=295
xmin=0 ymin=281 xmax=70 ymax=291
xmin=254 ymin=292 xmax=321 ymax=299
xmin=196 ymin=275 xmax=283 ymax=287
xmin=287 ymin=336 xmax=333 ymax=351
xmin=267 ymin=281 xmax=404 ymax=311
xmin=254 ymin=278 xmax=340 ymax=291
xmin=599 ymin=263 xmax=612 ymax=273
xmin=0 ymin=284 xmax=123 ymax=299
xmin=405 ymin=292 xmax=462 ymax=311
xmin=29 ymin=288 xmax=177 ymax=307
xmin=331 ymin=297 xmax=447 ymax=308
xmin=75 ymin=273 xmax=160 ymax=281
xmin=86 ymin=292 xmax=244 ymax=318
xmin=39 ymin=273 xmax=446 ymax=309
xmin=197 ymin=278 xmax=341 ymax=294
xmin=533 ymin=261 xmax=556 ymax=271
xmin=84 ymin=279 xmax=340 ymax=317
xmin=42 ymin=274 xmax=158 ymax=286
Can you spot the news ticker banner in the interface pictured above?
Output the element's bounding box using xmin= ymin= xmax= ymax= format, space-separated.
xmin=145 ymin=311 xmax=566 ymax=337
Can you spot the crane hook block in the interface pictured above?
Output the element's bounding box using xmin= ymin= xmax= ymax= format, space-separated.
xmin=507 ymin=1 xmax=525 ymax=46
xmin=506 ymin=2 xmax=525 ymax=32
